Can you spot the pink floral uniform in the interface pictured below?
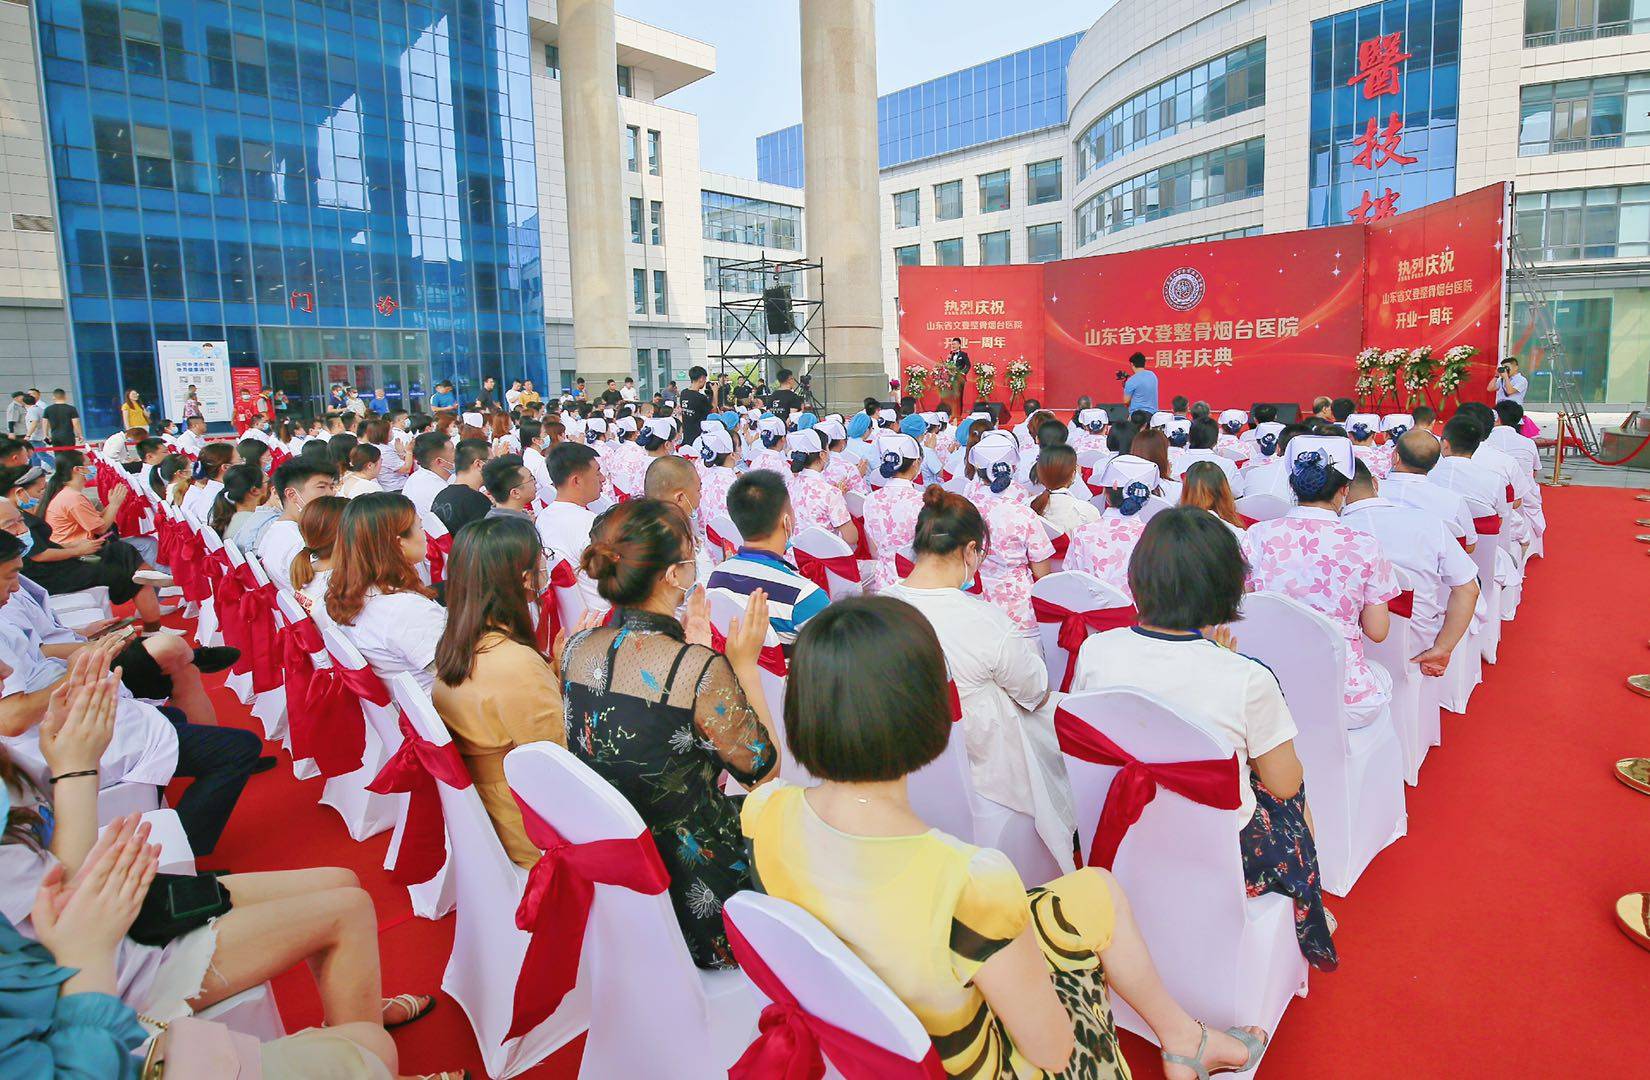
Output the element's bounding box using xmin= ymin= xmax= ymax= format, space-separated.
xmin=787 ymin=468 xmax=851 ymax=535
xmin=1352 ymin=442 xmax=1393 ymax=479
xmin=1070 ymin=429 xmax=1108 ymax=454
xmin=697 ymin=465 xmax=737 ymax=532
xmin=976 ymin=488 xmax=1056 ymax=634
xmin=821 ymin=451 xmax=865 ymax=495
xmin=1245 ymin=507 xmax=1401 ymax=720
xmin=607 ymin=443 xmax=649 ymax=497
xmin=861 ymin=477 xmax=926 ymax=592
xmin=747 ymin=447 xmax=788 ymax=477
xmin=1064 ymin=511 xmax=1148 ymax=601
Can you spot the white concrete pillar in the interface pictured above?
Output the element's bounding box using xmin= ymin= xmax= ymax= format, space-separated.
xmin=800 ymin=0 xmax=887 ymax=408
xmin=559 ymin=0 xmax=631 ymax=384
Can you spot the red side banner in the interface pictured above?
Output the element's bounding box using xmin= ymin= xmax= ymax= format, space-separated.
xmin=896 ymin=182 xmax=1509 ymax=409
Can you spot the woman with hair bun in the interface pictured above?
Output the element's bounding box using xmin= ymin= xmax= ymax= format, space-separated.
xmin=964 ymin=430 xmax=1053 ymax=637
xmin=783 ymin=428 xmax=856 ymax=548
xmin=695 ymin=422 xmax=740 ymax=530
xmin=560 ymin=497 xmax=778 ymax=969
xmin=1065 ymin=454 xmax=1160 ymax=601
xmin=859 ymin=431 xmax=926 ymax=592
xmin=1244 ymin=435 xmax=1399 ymax=728
xmin=882 ymin=488 xmax=1075 ymax=867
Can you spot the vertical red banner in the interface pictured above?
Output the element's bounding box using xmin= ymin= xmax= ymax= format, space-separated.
xmin=895 ymin=265 xmax=1046 ymax=408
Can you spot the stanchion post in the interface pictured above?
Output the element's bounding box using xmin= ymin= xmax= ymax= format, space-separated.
xmin=1546 ymin=410 xmax=1570 ymax=487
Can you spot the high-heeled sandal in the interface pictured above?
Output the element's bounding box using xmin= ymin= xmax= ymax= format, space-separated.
xmin=1160 ymin=1021 xmax=1268 ymax=1080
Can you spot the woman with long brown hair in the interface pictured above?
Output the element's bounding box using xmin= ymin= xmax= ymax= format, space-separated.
xmin=1179 ymin=459 xmax=1246 ymax=535
xmin=431 ymin=516 xmax=566 ymax=868
xmin=180 ymin=443 xmax=234 ymax=521
xmin=289 ymin=495 xmax=347 ymax=617
xmin=324 ymin=492 xmax=444 ymax=691
xmin=1129 ymin=427 xmax=1181 ymax=501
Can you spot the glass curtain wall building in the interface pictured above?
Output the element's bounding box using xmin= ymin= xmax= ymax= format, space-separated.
xmin=35 ymin=0 xmax=545 ymax=432
xmin=756 ymin=34 xmax=1082 ymax=189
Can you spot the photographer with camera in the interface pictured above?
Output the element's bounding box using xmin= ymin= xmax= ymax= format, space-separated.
xmin=1486 ymin=357 xmax=1528 ymax=406
xmin=1118 ymin=351 xmax=1159 ymax=415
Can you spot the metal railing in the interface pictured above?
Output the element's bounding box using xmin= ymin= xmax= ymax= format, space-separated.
xmin=1523 ymin=19 xmax=1645 ymax=48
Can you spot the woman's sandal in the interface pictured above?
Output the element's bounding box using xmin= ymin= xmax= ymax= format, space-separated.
xmin=383 ymin=993 xmax=437 ymax=1029
xmin=1161 ymin=1021 xmax=1269 ymax=1080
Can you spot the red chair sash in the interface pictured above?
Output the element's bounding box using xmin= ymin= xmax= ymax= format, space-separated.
xmin=505 ymin=797 xmax=671 ymax=1038
xmin=706 ymin=524 xmax=738 ymax=558
xmin=114 ymin=486 xmax=145 ymax=538
xmin=425 ymin=532 xmax=452 ymax=584
xmin=947 ymin=681 xmax=962 ymax=723
xmin=231 ymin=565 xmax=281 ymax=693
xmin=708 ymin=624 xmax=789 ymax=678
xmin=1387 ymin=589 xmax=1415 ymax=619
xmin=723 ymin=918 xmax=946 ymax=1080
xmin=1457 ymin=535 xmax=1471 ymax=550
xmin=1029 ymin=597 xmax=1138 ymax=692
xmin=212 ymin=556 xmax=247 ymax=652
xmin=534 ymin=560 xmax=579 ymax=654
xmin=1048 ymin=533 xmax=1070 ymax=559
xmin=1472 ymin=514 xmax=1502 ymax=536
xmin=792 ymin=549 xmax=859 ymax=596
xmin=155 ymin=515 xmax=179 ymax=568
xmin=365 ymin=712 xmax=472 ymax=886
xmin=1505 ymin=483 xmax=1515 ymax=502
xmin=172 ymin=530 xmax=210 ymax=602
xmin=1054 ymin=706 xmax=1241 ymax=869
xmin=281 ymin=617 xmax=368 ymax=777
xmin=848 ymin=514 xmax=870 ymax=560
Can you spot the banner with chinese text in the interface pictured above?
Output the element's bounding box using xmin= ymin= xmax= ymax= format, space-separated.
xmin=894 ymin=265 xmax=1045 ymax=405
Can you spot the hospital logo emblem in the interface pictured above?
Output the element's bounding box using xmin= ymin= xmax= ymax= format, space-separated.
xmin=1163 ymin=267 xmax=1206 ymax=312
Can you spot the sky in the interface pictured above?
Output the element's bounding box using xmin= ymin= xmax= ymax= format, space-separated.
xmin=613 ymin=0 xmax=1113 ymax=178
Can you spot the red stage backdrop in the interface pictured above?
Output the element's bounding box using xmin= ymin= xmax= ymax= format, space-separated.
xmin=896 ymin=182 xmax=1509 ymax=409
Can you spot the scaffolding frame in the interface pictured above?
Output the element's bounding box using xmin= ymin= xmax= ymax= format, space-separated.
xmin=711 ymin=254 xmax=828 ymax=408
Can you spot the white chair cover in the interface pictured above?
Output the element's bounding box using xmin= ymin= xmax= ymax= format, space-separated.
xmin=1029 ymin=570 xmax=1132 ymax=696
xmin=1058 ymin=690 xmax=1307 ymax=1043
xmin=240 ymin=550 xmax=288 ymax=743
xmin=706 ymin=589 xmax=807 ymax=785
xmin=1362 ymin=566 xmax=1425 ymax=786
xmin=1232 ymin=592 xmax=1407 ymax=896
xmin=790 ymin=526 xmax=862 ymax=599
xmin=504 ymin=743 xmax=760 ymax=1079
xmin=1234 ymin=493 xmax=1292 ymax=522
xmin=706 ymin=513 xmax=743 ymax=559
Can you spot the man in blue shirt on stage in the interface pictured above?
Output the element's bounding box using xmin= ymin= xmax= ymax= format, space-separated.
xmin=1122 ymin=351 xmax=1159 ymax=415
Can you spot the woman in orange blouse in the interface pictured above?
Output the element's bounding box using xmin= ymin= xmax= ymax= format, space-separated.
xmin=42 ymin=450 xmax=126 ymax=547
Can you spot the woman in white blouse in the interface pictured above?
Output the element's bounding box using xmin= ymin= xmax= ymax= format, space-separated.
xmin=1030 ymin=445 xmax=1099 ymax=535
xmin=324 ymin=492 xmax=447 ymax=692
xmin=881 ymin=486 xmax=1075 ymax=870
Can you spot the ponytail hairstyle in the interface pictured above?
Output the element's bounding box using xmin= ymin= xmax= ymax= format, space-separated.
xmin=1287 ymin=450 xmax=1348 ymax=503
xmin=580 ymin=497 xmax=695 ymax=608
xmin=434 ymin=516 xmax=543 ymax=686
xmin=41 ymin=450 xmax=84 ymax=514
xmin=1179 ymin=460 xmax=1243 ymax=527
xmin=289 ymin=495 xmax=347 ymax=593
xmin=192 ymin=443 xmax=234 ymax=486
xmin=209 ymin=463 xmax=266 ymax=537
xmin=1030 ymin=445 xmax=1078 ymax=516
xmin=151 ymin=453 xmax=188 ymax=500
xmin=324 ymin=492 xmax=433 ymax=625
xmin=913 ymin=485 xmax=990 ymax=558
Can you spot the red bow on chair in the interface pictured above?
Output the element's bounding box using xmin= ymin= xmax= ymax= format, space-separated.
xmin=708 ymin=624 xmax=789 ymax=678
xmin=947 ymin=681 xmax=963 ymax=723
xmin=1048 ymin=533 xmax=1070 ymax=559
xmin=114 ymin=487 xmax=145 ymax=538
xmin=366 ymin=712 xmax=471 ymax=886
xmin=281 ymin=617 xmax=368 ymax=777
xmin=848 ymin=514 xmax=871 ymax=560
xmin=1387 ymin=589 xmax=1414 ymax=619
xmin=792 ymin=549 xmax=859 ymax=596
xmin=212 ymin=554 xmax=247 ymax=654
xmin=534 ymin=560 xmax=580 ymax=654
xmin=173 ymin=530 xmax=210 ymax=603
xmin=155 ymin=515 xmax=179 ymax=568
xmin=1472 ymin=514 xmax=1502 ymax=536
xmin=706 ymin=524 xmax=738 ymax=559
xmin=505 ymin=797 xmax=671 ymax=1039
xmin=232 ymin=564 xmax=282 ymax=693
xmin=1029 ymin=596 xmax=1138 ymax=692
xmin=723 ymin=918 xmax=946 ymax=1080
xmin=1053 ymin=706 xmax=1240 ymax=869
xmin=425 ymin=532 xmax=453 ymax=584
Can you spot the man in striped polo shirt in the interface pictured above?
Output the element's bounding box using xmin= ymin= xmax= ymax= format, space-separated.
xmin=707 ymin=469 xmax=828 ymax=646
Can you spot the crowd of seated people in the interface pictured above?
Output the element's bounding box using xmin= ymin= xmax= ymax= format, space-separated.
xmin=0 ymin=369 xmax=1546 ymax=1077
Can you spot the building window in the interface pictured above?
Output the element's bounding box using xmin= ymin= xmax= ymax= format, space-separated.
xmin=893 ymin=189 xmax=920 ymax=228
xmin=624 ymin=126 xmax=640 ymax=172
xmin=1519 ymin=74 xmax=1650 ymax=155
xmin=934 ymin=180 xmax=963 ymax=220
xmin=978 ymin=169 xmax=1010 ymax=213
xmin=650 ymin=200 xmax=664 ymax=245
xmin=1075 ymin=138 xmax=1265 ymax=244
xmin=1515 ymin=186 xmax=1650 ymax=262
xmin=657 ymin=348 xmax=672 ymax=389
xmin=700 ymin=190 xmax=802 ymax=250
xmin=637 ymin=347 xmax=651 ymax=380
xmin=1075 ymin=41 xmax=1267 ymax=178
xmin=1027 ymin=159 xmax=1062 ymax=205
xmin=653 ymin=270 xmax=668 ymax=316
xmin=1524 ymin=0 xmax=1649 ymax=47
xmin=545 ymin=44 xmax=559 ymax=79
xmin=647 ymin=129 xmax=662 ymax=175
xmin=617 ymin=64 xmax=633 ymax=97
xmin=1026 ymin=223 xmax=1062 ymax=262
xmin=629 ymin=198 xmax=644 ymax=244
xmin=934 ymin=238 xmax=963 ymax=265
xmin=894 ymin=244 xmax=921 ymax=266
xmin=633 ymin=268 xmax=646 ymax=314
xmin=978 ymin=230 xmax=1010 ymax=265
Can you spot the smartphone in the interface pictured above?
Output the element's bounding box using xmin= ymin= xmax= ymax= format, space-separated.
xmin=87 ymin=616 xmax=137 ymax=641
xmin=166 ymin=874 xmax=229 ymax=922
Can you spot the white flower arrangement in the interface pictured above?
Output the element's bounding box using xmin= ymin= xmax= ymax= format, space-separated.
xmin=1005 ymin=359 xmax=1032 ymax=395
xmin=903 ymin=363 xmax=930 ymax=398
xmin=1438 ymin=344 xmax=1478 ymax=397
xmin=974 ymin=362 xmax=998 ymax=398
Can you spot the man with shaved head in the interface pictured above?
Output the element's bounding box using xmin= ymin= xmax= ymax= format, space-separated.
xmin=644 ymin=455 xmax=709 ymax=581
xmin=1379 ymin=428 xmax=1476 ymax=551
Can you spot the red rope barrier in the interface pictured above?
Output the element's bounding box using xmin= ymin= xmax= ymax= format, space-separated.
xmin=1562 ymin=411 xmax=1650 ymax=467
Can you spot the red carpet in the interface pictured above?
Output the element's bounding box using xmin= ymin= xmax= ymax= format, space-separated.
xmin=185 ymin=484 xmax=1648 ymax=1078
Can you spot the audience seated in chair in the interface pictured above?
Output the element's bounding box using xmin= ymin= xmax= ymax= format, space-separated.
xmin=1071 ymin=507 xmax=1336 ymax=970
xmin=706 ymin=470 xmax=828 ymax=645
xmin=325 ymin=494 xmax=446 ymax=694
xmin=562 ymin=498 xmax=777 ymax=969
xmin=742 ymin=595 xmax=1268 ymax=1079
xmin=1178 ymin=460 xmax=1248 ymax=539
xmin=860 ymin=432 xmax=927 ymax=593
xmin=258 ymin=460 xmax=339 ymax=595
xmin=1031 ymin=445 xmax=1099 ymax=534
xmin=288 ymin=495 xmax=348 ymax=622
xmin=964 ymin=431 xmax=1054 ymax=637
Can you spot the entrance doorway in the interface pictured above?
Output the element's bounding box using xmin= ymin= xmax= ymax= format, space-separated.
xmin=268 ymin=361 xmax=428 ymax=418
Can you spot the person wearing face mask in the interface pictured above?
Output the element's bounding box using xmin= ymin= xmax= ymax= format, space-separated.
xmin=882 ymin=488 xmax=1077 ymax=870
xmin=707 ymin=469 xmax=829 ymax=645
xmin=562 ymin=497 xmax=777 ymax=969
xmin=643 ymin=455 xmax=713 ymax=582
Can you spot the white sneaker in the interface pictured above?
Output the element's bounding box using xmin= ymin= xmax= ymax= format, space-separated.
xmin=132 ymin=570 xmax=174 ymax=587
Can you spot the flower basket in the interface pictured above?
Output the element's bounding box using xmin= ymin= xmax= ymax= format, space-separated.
xmin=1005 ymin=359 xmax=1031 ymax=405
xmin=1437 ymin=345 xmax=1478 ymax=405
xmin=973 ymin=362 xmax=997 ymax=401
xmin=1401 ymin=345 xmax=1436 ymax=411
xmin=903 ymin=364 xmax=930 ymax=400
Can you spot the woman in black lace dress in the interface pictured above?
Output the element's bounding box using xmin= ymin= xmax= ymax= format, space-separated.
xmin=561 ymin=497 xmax=778 ymax=969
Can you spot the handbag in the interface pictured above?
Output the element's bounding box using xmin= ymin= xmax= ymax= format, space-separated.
xmin=140 ymin=1015 xmax=263 ymax=1079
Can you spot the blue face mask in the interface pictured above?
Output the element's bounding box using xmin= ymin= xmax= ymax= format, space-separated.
xmin=16 ymin=496 xmax=36 ymax=513
xmin=15 ymin=527 xmax=32 ymax=558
